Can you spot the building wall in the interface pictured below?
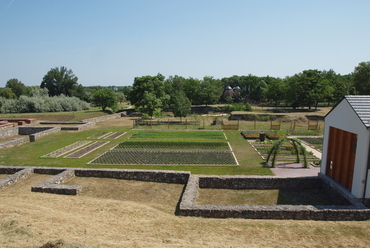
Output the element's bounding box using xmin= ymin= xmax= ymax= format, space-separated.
xmin=322 ymin=99 xmax=370 ymax=198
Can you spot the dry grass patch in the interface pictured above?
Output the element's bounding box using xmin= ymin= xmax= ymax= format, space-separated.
xmin=0 ymin=174 xmax=370 ymax=247
xmin=65 ymin=177 xmax=184 ymax=214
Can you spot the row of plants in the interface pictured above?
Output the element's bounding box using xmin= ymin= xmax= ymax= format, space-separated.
xmin=130 ymin=131 xmax=226 ymax=140
xmin=114 ymin=141 xmax=230 ymax=150
xmin=64 ymin=141 xmax=109 ymax=158
xmin=41 ymin=141 xmax=92 ymax=158
xmin=299 ymin=137 xmax=323 ymax=151
xmin=89 ymin=150 xmax=237 ymax=165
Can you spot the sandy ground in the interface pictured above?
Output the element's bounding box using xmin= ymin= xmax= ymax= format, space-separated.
xmin=1 ymin=173 xmax=370 ymax=248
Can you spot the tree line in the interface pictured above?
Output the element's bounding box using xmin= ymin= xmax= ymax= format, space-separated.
xmin=1 ymin=62 xmax=370 ymax=114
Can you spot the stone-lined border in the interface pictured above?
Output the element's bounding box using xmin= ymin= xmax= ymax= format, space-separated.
xmin=0 ymin=168 xmax=33 ymax=189
xmin=178 ymin=174 xmax=370 ymax=221
xmin=1 ymin=166 xmax=369 ymax=221
xmin=0 ymin=137 xmax=28 ymax=149
xmin=31 ymin=169 xmax=81 ymax=195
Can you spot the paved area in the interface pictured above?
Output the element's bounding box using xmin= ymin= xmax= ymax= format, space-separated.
xmin=270 ymin=162 xmax=321 ymax=177
xmin=270 ymin=136 xmax=322 ymax=177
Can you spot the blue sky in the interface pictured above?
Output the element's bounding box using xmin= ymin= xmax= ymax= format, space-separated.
xmin=1 ymin=0 xmax=369 ymax=86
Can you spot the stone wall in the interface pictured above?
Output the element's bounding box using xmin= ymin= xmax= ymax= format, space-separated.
xmin=82 ymin=113 xmax=122 ymax=123
xmin=1 ymin=165 xmax=369 ymax=221
xmin=74 ymin=168 xmax=190 ymax=184
xmin=0 ymin=168 xmax=33 ymax=189
xmin=0 ymin=137 xmax=28 ymax=148
xmin=28 ymin=127 xmax=61 ymax=142
xmin=179 ymin=174 xmax=370 ymax=221
xmin=0 ymin=126 xmax=19 ymax=139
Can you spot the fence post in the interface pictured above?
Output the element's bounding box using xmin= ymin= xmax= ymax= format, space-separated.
xmin=168 ymin=119 xmax=170 ymax=129
xmin=254 ymin=119 xmax=256 ymax=130
xmin=150 ymin=119 xmax=152 ymax=129
xmin=186 ymin=119 xmax=188 ymax=129
xmin=238 ymin=120 xmax=239 ymax=130
xmin=203 ymin=118 xmax=205 ymax=129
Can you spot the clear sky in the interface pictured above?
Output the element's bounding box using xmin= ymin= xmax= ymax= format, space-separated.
xmin=1 ymin=0 xmax=369 ymax=87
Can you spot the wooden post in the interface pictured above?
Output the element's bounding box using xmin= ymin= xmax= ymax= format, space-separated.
xmin=168 ymin=119 xmax=170 ymax=129
xmin=203 ymin=118 xmax=205 ymax=129
xmin=186 ymin=119 xmax=188 ymax=129
xmin=254 ymin=119 xmax=256 ymax=130
xmin=150 ymin=119 xmax=152 ymax=129
xmin=238 ymin=120 xmax=239 ymax=130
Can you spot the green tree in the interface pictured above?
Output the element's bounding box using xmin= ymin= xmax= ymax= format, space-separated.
xmin=171 ymin=91 xmax=191 ymax=120
xmin=5 ymin=78 xmax=28 ymax=98
xmin=182 ymin=77 xmax=202 ymax=105
xmin=352 ymin=61 xmax=370 ymax=94
xmin=40 ymin=66 xmax=78 ymax=96
xmin=128 ymin=74 xmax=170 ymax=115
xmin=198 ymin=76 xmax=223 ymax=106
xmin=265 ymin=77 xmax=285 ymax=106
xmin=0 ymin=88 xmax=16 ymax=99
xmin=92 ymin=88 xmax=117 ymax=111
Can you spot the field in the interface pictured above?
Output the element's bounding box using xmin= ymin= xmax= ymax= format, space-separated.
xmin=1 ymin=107 xmax=370 ymax=247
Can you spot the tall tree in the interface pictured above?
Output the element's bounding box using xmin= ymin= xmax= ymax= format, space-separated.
xmin=40 ymin=66 xmax=78 ymax=96
xmin=92 ymin=88 xmax=117 ymax=111
xmin=171 ymin=90 xmax=191 ymax=120
xmin=352 ymin=61 xmax=370 ymax=94
xmin=0 ymin=88 xmax=16 ymax=99
xmin=198 ymin=76 xmax=223 ymax=106
xmin=5 ymin=78 xmax=28 ymax=98
xmin=128 ymin=74 xmax=170 ymax=115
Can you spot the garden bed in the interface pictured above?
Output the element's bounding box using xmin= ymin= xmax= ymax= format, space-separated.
xmin=103 ymin=132 xmax=126 ymax=139
xmin=42 ymin=141 xmax=92 ymax=158
xmin=64 ymin=141 xmax=109 ymax=158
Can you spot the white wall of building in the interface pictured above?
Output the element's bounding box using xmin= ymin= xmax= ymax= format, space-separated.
xmin=321 ymin=99 xmax=370 ymax=198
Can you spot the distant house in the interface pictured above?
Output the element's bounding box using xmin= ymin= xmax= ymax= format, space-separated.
xmin=321 ymin=95 xmax=370 ymax=204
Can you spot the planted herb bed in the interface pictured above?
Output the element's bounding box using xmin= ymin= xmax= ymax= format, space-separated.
xmin=65 ymin=141 xmax=109 ymax=158
xmin=130 ymin=131 xmax=225 ymax=140
xmin=114 ymin=141 xmax=230 ymax=150
xmin=42 ymin=141 xmax=92 ymax=158
xmin=90 ymin=149 xmax=237 ymax=165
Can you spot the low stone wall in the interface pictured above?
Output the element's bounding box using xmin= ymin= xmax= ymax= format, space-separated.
xmin=31 ymin=169 xmax=81 ymax=195
xmin=0 ymin=126 xmax=19 ymax=139
xmin=0 ymin=137 xmax=28 ymax=148
xmin=74 ymin=168 xmax=190 ymax=184
xmin=0 ymin=168 xmax=33 ymax=189
xmin=178 ymin=175 xmax=370 ymax=221
xmin=82 ymin=113 xmax=121 ymax=124
xmin=29 ymin=127 xmax=61 ymax=142
xmin=61 ymin=122 xmax=95 ymax=131
xmin=199 ymin=175 xmax=322 ymax=189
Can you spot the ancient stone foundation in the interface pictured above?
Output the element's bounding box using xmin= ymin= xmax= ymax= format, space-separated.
xmin=1 ymin=166 xmax=369 ymax=221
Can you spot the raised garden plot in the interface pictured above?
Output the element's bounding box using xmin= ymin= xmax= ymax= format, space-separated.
xmin=104 ymin=132 xmax=126 ymax=139
xmin=89 ymin=149 xmax=237 ymax=166
xmin=241 ymin=131 xmax=284 ymax=140
xmin=64 ymin=141 xmax=109 ymax=158
xmin=114 ymin=141 xmax=230 ymax=150
xmin=88 ymin=132 xmax=111 ymax=139
xmin=130 ymin=131 xmax=225 ymax=140
xmin=42 ymin=141 xmax=92 ymax=158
